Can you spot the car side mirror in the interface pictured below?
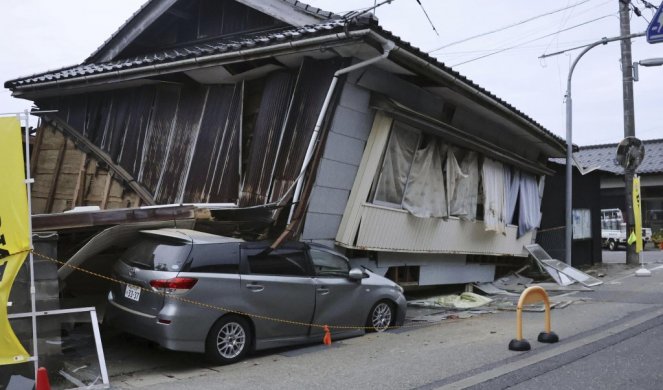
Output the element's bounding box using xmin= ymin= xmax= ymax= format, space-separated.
xmin=348 ymin=268 xmax=367 ymax=281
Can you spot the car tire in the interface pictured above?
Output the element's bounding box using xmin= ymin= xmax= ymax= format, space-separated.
xmin=366 ymin=300 xmax=394 ymax=333
xmin=608 ymin=240 xmax=617 ymax=251
xmin=205 ymin=315 xmax=252 ymax=365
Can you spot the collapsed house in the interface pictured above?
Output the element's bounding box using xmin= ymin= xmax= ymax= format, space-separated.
xmin=5 ymin=0 xmax=567 ymax=289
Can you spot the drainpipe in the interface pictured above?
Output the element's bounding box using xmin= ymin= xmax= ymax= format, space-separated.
xmin=286 ymin=38 xmax=395 ymax=225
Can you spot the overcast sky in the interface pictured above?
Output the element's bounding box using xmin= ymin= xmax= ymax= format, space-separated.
xmin=1 ymin=0 xmax=662 ymax=146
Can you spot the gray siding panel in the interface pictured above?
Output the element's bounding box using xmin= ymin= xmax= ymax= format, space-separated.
xmin=338 ymin=83 xmax=371 ymax=114
xmin=308 ymin=186 xmax=349 ymax=215
xmin=328 ymin=105 xmax=373 ymax=141
xmin=302 ymin=78 xmax=373 ymax=241
xmin=323 ymin=132 xmax=366 ymax=165
xmin=316 ymin=159 xmax=359 ymax=190
xmin=301 ymin=213 xmax=343 ymax=240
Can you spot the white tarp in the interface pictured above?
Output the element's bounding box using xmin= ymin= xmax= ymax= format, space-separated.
xmin=446 ymin=148 xmax=467 ymax=216
xmin=374 ymin=123 xmax=419 ymax=206
xmin=449 ymin=150 xmax=479 ymax=220
xmin=482 ymin=158 xmax=506 ymax=233
xmin=518 ymin=173 xmax=542 ymax=237
xmin=403 ymin=138 xmax=448 ymax=218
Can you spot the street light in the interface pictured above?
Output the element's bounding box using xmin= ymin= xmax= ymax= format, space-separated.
xmin=633 ymin=58 xmax=663 ymax=81
xmin=540 ymin=32 xmax=645 ymax=265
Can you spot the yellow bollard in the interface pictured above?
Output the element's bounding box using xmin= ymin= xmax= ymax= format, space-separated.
xmin=508 ymin=286 xmax=559 ymax=351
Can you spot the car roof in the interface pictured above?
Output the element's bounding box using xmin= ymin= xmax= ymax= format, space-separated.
xmin=139 ymin=228 xmax=245 ymax=245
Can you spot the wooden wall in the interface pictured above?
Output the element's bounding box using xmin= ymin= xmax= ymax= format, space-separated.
xmin=31 ymin=124 xmax=142 ymax=214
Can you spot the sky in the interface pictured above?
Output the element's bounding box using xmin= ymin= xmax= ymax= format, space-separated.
xmin=1 ymin=0 xmax=662 ymax=146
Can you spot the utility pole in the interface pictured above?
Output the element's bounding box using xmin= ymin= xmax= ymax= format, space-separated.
xmin=619 ymin=0 xmax=639 ymax=265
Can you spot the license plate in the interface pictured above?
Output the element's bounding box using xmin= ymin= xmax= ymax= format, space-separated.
xmin=125 ymin=284 xmax=141 ymax=301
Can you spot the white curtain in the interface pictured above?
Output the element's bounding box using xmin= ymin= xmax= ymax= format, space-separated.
xmin=403 ymin=139 xmax=448 ymax=218
xmin=518 ymin=173 xmax=542 ymax=237
xmin=482 ymin=158 xmax=506 ymax=234
xmin=449 ymin=150 xmax=478 ymax=220
xmin=374 ymin=125 xmax=419 ymax=205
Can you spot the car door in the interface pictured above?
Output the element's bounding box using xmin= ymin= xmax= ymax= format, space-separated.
xmin=309 ymin=247 xmax=367 ymax=338
xmin=239 ymin=245 xmax=316 ymax=343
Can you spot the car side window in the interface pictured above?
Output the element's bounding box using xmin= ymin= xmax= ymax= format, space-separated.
xmin=309 ymin=249 xmax=350 ymax=277
xmin=245 ymin=249 xmax=310 ymax=277
xmin=186 ymin=243 xmax=239 ymax=274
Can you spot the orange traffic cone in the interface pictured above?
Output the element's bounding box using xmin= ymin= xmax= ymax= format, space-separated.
xmin=323 ymin=325 xmax=332 ymax=346
xmin=36 ymin=367 xmax=51 ymax=390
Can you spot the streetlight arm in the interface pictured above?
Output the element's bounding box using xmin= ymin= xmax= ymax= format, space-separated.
xmin=639 ymin=57 xmax=663 ymax=66
xmin=563 ymin=31 xmax=644 ymax=265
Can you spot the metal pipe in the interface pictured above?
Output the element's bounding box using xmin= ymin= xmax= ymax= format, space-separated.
xmin=286 ymin=37 xmax=395 ymax=224
xmin=22 ymin=110 xmax=39 ymax=380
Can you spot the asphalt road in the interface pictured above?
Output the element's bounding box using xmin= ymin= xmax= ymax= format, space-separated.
xmin=505 ymin=317 xmax=663 ymax=390
xmin=601 ymin=246 xmax=663 ymax=264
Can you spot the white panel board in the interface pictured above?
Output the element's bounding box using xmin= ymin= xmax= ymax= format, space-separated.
xmin=353 ymin=203 xmax=533 ymax=256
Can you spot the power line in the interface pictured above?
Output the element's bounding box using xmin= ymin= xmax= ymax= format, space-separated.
xmin=414 ymin=0 xmax=439 ymax=36
xmin=639 ymin=0 xmax=658 ymax=10
xmin=428 ymin=0 xmax=592 ymax=53
xmin=449 ymin=14 xmax=615 ymax=67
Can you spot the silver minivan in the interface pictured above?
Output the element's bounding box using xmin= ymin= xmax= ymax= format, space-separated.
xmin=105 ymin=229 xmax=406 ymax=364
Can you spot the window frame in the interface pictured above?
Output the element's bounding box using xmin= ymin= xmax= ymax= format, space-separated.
xmin=308 ymin=247 xmax=351 ymax=278
xmin=240 ymin=245 xmax=313 ymax=277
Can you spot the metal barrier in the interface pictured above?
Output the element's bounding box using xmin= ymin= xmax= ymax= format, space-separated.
xmin=508 ymin=286 xmax=559 ymax=351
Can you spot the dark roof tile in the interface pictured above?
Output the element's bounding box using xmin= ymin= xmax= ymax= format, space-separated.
xmin=5 ymin=17 xmax=563 ymax=147
xmin=554 ymin=138 xmax=663 ymax=175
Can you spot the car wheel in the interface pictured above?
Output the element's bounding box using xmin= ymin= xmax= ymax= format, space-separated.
xmin=608 ymin=240 xmax=617 ymax=251
xmin=205 ymin=315 xmax=252 ymax=365
xmin=366 ymin=300 xmax=394 ymax=332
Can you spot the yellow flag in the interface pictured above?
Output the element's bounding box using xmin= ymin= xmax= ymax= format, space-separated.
xmin=0 ymin=253 xmax=30 ymax=364
xmin=0 ymin=116 xmax=31 ymax=364
xmin=633 ymin=176 xmax=643 ymax=253
xmin=0 ymin=117 xmax=30 ymax=255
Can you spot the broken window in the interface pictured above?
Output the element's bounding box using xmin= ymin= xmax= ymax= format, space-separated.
xmin=373 ymin=122 xmax=420 ymax=208
xmin=368 ymin=118 xmax=543 ymax=235
xmin=517 ymin=173 xmax=543 ymax=237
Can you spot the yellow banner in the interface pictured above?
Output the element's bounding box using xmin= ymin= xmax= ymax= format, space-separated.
xmin=0 ymin=117 xmax=30 ymax=256
xmin=0 ymin=252 xmax=30 ymax=364
xmin=633 ymin=176 xmax=643 ymax=253
xmin=0 ymin=116 xmax=31 ymax=365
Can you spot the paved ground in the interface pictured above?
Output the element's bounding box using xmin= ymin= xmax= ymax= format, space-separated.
xmin=602 ymin=245 xmax=663 ymax=264
xmin=13 ymin=247 xmax=662 ymax=389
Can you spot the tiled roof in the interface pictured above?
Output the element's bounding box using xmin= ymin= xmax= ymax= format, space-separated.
xmin=5 ymin=20 xmax=347 ymax=88
xmin=4 ymin=13 xmax=565 ymax=150
xmin=283 ymin=0 xmax=341 ymax=19
xmin=85 ymin=0 xmax=340 ymax=63
xmin=569 ymin=138 xmax=663 ymax=175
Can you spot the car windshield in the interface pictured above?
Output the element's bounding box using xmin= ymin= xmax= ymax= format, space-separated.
xmin=120 ymin=237 xmax=192 ymax=272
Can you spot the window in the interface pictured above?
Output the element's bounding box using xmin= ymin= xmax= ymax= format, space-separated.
xmin=309 ymin=249 xmax=350 ymax=277
xmin=372 ymin=122 xmax=420 ymax=207
xmin=245 ymin=249 xmax=309 ymax=276
xmin=186 ymin=243 xmax=239 ymax=274
xmin=120 ymin=238 xmax=192 ymax=272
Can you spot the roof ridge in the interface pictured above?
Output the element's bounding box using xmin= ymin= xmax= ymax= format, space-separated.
xmin=579 ymin=137 xmax=663 ymax=150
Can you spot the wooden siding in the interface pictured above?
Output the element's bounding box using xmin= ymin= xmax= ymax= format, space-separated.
xmin=31 ymin=124 xmax=142 ymax=214
xmin=35 ymin=58 xmax=339 ymax=212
